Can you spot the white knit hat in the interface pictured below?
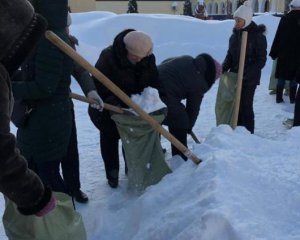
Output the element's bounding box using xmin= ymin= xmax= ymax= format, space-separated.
xmin=123 ymin=31 xmax=153 ymax=58
xmin=290 ymin=0 xmax=300 ymax=8
xmin=233 ymin=0 xmax=253 ymax=28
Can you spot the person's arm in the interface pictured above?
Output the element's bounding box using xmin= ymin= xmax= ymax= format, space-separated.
xmin=0 ymin=64 xmax=53 ymax=215
xmin=222 ymin=38 xmax=233 ymax=72
xmin=255 ymin=34 xmax=268 ymax=70
xmin=93 ymin=49 xmax=115 ymax=100
xmin=72 ymin=61 xmax=96 ymax=96
xmin=186 ymin=90 xmax=203 ymax=131
xmin=136 ymin=54 xmax=159 ymax=91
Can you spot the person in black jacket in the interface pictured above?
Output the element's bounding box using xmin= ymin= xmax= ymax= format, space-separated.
xmin=222 ymin=0 xmax=267 ymax=134
xmin=158 ymin=54 xmax=222 ymax=160
xmin=269 ymin=1 xmax=300 ymax=104
xmin=89 ymin=29 xmax=159 ymax=188
xmin=270 ymin=0 xmax=300 ymax=125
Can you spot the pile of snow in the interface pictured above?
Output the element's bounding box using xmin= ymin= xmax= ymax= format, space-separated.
xmin=130 ymin=87 xmax=166 ymax=113
xmin=2 ymin=12 xmax=300 ymax=240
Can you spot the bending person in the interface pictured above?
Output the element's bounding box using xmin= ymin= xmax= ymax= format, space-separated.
xmin=158 ymin=54 xmax=222 ymax=160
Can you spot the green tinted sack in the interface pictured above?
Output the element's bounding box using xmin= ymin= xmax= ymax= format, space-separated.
xmin=3 ymin=192 xmax=87 ymax=240
xmin=215 ymin=72 xmax=238 ymax=128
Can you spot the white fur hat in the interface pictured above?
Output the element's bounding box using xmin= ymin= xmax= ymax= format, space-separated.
xmin=290 ymin=0 xmax=300 ymax=8
xmin=233 ymin=0 xmax=253 ymax=28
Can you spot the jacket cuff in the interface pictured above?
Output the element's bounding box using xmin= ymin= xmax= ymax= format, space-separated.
xmin=17 ymin=186 xmax=52 ymax=215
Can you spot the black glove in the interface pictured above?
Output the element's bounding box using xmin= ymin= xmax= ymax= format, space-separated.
xmin=187 ymin=128 xmax=192 ymax=134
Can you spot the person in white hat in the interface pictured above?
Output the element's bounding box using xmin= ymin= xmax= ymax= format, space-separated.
xmin=89 ymin=29 xmax=159 ymax=188
xmin=270 ymin=0 xmax=300 ymax=125
xmin=222 ymin=0 xmax=267 ymax=134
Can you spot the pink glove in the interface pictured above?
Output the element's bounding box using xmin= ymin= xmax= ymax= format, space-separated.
xmin=35 ymin=193 xmax=56 ymax=217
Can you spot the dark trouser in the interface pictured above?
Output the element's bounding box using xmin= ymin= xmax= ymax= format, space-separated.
xmin=238 ymin=85 xmax=256 ymax=134
xmin=100 ymin=130 xmax=120 ymax=181
xmin=88 ymin=106 xmax=127 ymax=182
xmin=35 ymin=160 xmax=67 ymax=193
xmin=293 ymin=89 xmax=300 ymax=126
xmin=277 ymin=79 xmax=298 ymax=103
xmin=169 ymin=127 xmax=188 ymax=161
xmin=61 ymin=108 xmax=81 ymax=193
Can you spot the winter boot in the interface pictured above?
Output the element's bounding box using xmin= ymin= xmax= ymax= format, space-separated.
xmin=276 ymin=85 xmax=284 ymax=103
xmin=73 ymin=189 xmax=89 ymax=203
xmin=289 ymin=85 xmax=297 ymax=104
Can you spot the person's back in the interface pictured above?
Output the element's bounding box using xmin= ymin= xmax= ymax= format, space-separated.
xmin=158 ymin=54 xmax=221 ymax=160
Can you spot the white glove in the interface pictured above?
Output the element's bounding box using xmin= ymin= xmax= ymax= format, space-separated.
xmin=87 ymin=90 xmax=104 ymax=111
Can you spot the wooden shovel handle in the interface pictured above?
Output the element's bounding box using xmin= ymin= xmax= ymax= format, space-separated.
xmin=70 ymin=92 xmax=124 ymax=114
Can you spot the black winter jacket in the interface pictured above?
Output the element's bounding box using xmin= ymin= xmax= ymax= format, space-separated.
xmin=91 ymin=29 xmax=159 ymax=133
xmin=223 ymin=21 xmax=267 ymax=86
xmin=158 ymin=55 xmax=212 ymax=129
xmin=269 ymin=10 xmax=300 ymax=82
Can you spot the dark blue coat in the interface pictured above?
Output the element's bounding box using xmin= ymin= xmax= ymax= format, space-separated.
xmin=158 ymin=54 xmax=214 ymax=130
xmin=269 ymin=10 xmax=300 ymax=82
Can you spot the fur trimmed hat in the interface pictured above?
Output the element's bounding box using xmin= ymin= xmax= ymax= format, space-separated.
xmin=123 ymin=31 xmax=153 ymax=58
xmin=0 ymin=0 xmax=47 ymax=76
xmin=290 ymin=0 xmax=300 ymax=8
xmin=233 ymin=0 xmax=253 ymax=28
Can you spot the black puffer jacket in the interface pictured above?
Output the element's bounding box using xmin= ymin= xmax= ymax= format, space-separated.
xmin=269 ymin=10 xmax=300 ymax=82
xmin=223 ymin=21 xmax=267 ymax=86
xmin=90 ymin=29 xmax=159 ymax=133
xmin=158 ymin=54 xmax=215 ymax=129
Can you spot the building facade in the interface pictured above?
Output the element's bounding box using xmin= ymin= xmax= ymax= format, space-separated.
xmin=69 ymin=0 xmax=287 ymax=15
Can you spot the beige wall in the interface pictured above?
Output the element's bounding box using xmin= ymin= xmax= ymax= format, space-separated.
xmin=69 ymin=0 xmax=95 ymax=12
xmin=95 ymin=1 xmax=185 ymax=15
xmin=68 ymin=0 xmax=286 ymax=14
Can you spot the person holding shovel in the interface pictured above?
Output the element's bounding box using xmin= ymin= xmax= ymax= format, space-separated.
xmin=222 ymin=0 xmax=267 ymax=134
xmin=158 ymin=54 xmax=222 ymax=160
xmin=89 ymin=29 xmax=159 ymax=188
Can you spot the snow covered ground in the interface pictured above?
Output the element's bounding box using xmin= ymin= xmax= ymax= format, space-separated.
xmin=2 ymin=12 xmax=300 ymax=240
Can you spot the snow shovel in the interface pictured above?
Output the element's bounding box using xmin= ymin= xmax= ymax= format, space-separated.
xmin=46 ymin=31 xmax=201 ymax=164
xmin=232 ymin=31 xmax=248 ymax=129
xmin=190 ymin=131 xmax=201 ymax=144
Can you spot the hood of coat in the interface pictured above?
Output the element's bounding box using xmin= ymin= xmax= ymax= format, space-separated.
xmin=233 ymin=21 xmax=266 ymax=35
xmin=112 ymin=28 xmax=137 ymax=68
xmin=0 ymin=0 xmax=47 ymax=76
xmin=194 ymin=53 xmax=216 ymax=91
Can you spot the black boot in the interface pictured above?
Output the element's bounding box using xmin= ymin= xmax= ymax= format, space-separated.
xmin=107 ymin=169 xmax=119 ymax=188
xmin=73 ymin=189 xmax=89 ymax=203
xmin=289 ymin=85 xmax=297 ymax=104
xmin=276 ymin=86 xmax=284 ymax=103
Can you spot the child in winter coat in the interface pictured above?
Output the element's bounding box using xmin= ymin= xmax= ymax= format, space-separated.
xmin=222 ymin=0 xmax=267 ymax=134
